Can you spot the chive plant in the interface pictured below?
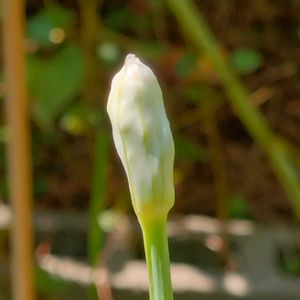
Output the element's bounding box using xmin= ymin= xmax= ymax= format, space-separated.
xmin=107 ymin=54 xmax=174 ymax=300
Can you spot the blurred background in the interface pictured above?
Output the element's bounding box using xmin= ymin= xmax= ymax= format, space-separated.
xmin=1 ymin=0 xmax=300 ymax=299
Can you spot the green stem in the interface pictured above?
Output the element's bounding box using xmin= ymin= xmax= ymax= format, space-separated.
xmin=139 ymin=216 xmax=173 ymax=300
xmin=166 ymin=0 xmax=300 ymax=219
xmin=88 ymin=132 xmax=109 ymax=299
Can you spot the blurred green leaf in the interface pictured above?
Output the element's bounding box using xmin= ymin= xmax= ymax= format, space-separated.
xmin=175 ymin=52 xmax=198 ymax=77
xmin=175 ymin=135 xmax=207 ymax=162
xmin=135 ymin=42 xmax=166 ymax=60
xmin=59 ymin=103 xmax=106 ymax=135
xmin=228 ymin=194 xmax=250 ymax=219
xmin=285 ymin=257 xmax=300 ymax=274
xmin=185 ymin=84 xmax=222 ymax=107
xmin=230 ymin=47 xmax=263 ymax=75
xmin=36 ymin=267 xmax=70 ymax=294
xmin=60 ymin=104 xmax=88 ymax=136
xmin=104 ymin=7 xmax=138 ymax=31
xmin=28 ymin=44 xmax=84 ymax=128
xmin=27 ymin=4 xmax=74 ymax=47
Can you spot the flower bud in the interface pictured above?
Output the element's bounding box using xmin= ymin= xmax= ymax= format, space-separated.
xmin=107 ymin=54 xmax=175 ymax=219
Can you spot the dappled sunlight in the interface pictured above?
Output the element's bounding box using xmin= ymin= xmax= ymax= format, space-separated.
xmin=223 ymin=272 xmax=250 ymax=297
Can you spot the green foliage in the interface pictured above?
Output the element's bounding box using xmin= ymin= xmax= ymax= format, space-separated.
xmin=27 ymin=44 xmax=84 ymax=128
xmin=167 ymin=0 xmax=300 ymax=220
xmin=104 ymin=7 xmax=135 ymax=31
xmin=228 ymin=194 xmax=250 ymax=219
xmin=36 ymin=267 xmax=70 ymax=295
xmin=60 ymin=103 xmax=90 ymax=136
xmin=175 ymin=52 xmax=198 ymax=77
xmin=59 ymin=103 xmax=106 ymax=135
xmin=175 ymin=135 xmax=207 ymax=162
xmin=284 ymin=256 xmax=300 ymax=274
xmin=185 ymin=84 xmax=222 ymax=107
xmin=27 ymin=4 xmax=74 ymax=47
xmin=230 ymin=47 xmax=263 ymax=75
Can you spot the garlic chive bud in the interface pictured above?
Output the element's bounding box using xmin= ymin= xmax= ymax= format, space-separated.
xmin=107 ymin=54 xmax=175 ymax=219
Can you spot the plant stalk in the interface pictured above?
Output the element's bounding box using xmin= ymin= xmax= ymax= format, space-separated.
xmin=139 ymin=216 xmax=173 ymax=300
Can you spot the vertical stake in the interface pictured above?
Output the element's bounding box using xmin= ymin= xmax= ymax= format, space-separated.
xmin=3 ymin=0 xmax=35 ymax=299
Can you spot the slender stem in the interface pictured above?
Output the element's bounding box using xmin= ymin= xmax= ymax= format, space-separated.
xmin=79 ymin=1 xmax=110 ymax=299
xmin=166 ymin=0 xmax=300 ymax=219
xmin=79 ymin=0 xmax=103 ymax=105
xmin=3 ymin=0 xmax=35 ymax=299
xmin=202 ymin=102 xmax=230 ymax=265
xmin=139 ymin=216 xmax=173 ymax=300
xmin=88 ymin=133 xmax=109 ymax=264
xmin=88 ymin=132 xmax=109 ymax=299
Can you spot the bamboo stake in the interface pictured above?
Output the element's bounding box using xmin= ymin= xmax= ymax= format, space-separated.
xmin=3 ymin=1 xmax=35 ymax=299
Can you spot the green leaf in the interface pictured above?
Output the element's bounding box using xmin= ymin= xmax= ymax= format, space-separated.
xmin=27 ymin=44 xmax=84 ymax=128
xmin=230 ymin=47 xmax=263 ymax=75
xmin=27 ymin=4 xmax=74 ymax=47
xmin=228 ymin=194 xmax=250 ymax=219
xmin=230 ymin=48 xmax=263 ymax=75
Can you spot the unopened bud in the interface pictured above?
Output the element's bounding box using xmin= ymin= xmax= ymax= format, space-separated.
xmin=107 ymin=54 xmax=175 ymax=219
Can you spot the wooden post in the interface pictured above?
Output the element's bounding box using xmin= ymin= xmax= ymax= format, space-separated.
xmin=3 ymin=0 xmax=35 ymax=299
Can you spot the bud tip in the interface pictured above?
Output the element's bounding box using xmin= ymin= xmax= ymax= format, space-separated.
xmin=125 ymin=53 xmax=141 ymax=67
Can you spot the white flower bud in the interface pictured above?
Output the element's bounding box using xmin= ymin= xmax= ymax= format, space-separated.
xmin=107 ymin=54 xmax=175 ymax=219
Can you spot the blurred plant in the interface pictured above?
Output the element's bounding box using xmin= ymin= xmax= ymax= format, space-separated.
xmin=166 ymin=0 xmax=300 ymax=220
xmin=36 ymin=267 xmax=71 ymax=297
xmin=230 ymin=47 xmax=264 ymax=75
xmin=228 ymin=194 xmax=250 ymax=220
xmin=78 ymin=1 xmax=112 ymax=299
xmin=27 ymin=4 xmax=74 ymax=48
xmin=24 ymin=3 xmax=84 ymax=130
xmin=27 ymin=44 xmax=84 ymax=128
xmin=175 ymin=135 xmax=207 ymax=162
xmin=107 ymin=54 xmax=174 ymax=300
xmin=175 ymin=51 xmax=198 ymax=78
